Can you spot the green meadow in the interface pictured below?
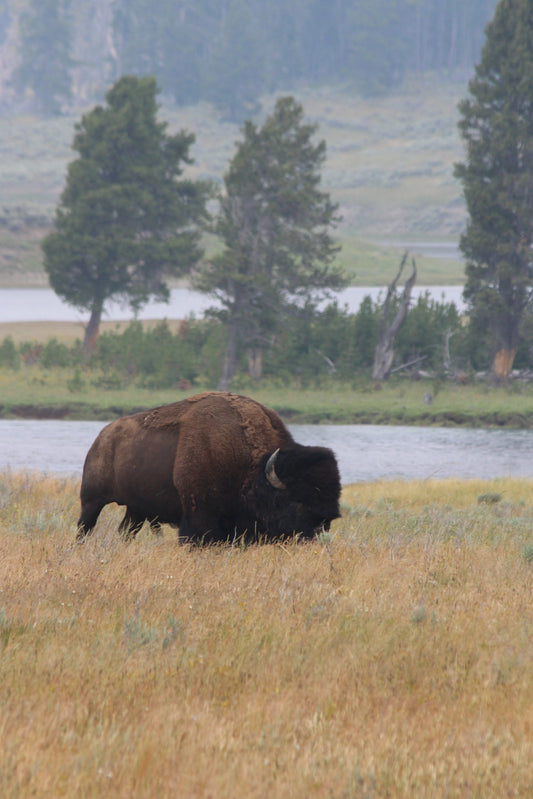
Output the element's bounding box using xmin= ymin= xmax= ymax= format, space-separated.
xmin=1 ymin=359 xmax=533 ymax=426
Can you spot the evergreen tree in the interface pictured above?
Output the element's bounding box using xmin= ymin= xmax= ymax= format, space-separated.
xmin=195 ymin=96 xmax=344 ymax=389
xmin=12 ymin=0 xmax=72 ymax=115
xmin=42 ymin=75 xmax=209 ymax=353
xmin=455 ymin=0 xmax=533 ymax=381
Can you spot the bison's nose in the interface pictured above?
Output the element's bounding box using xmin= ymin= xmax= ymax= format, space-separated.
xmin=313 ymin=520 xmax=330 ymax=536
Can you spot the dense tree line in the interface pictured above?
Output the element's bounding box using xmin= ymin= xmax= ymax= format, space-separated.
xmin=3 ymin=0 xmax=498 ymax=117
xmin=0 ymin=294 xmax=503 ymax=388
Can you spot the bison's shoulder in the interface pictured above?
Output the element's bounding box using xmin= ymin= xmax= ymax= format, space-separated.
xmin=223 ymin=393 xmax=293 ymax=460
xmin=140 ymin=392 xmax=292 ymax=450
xmin=140 ymin=392 xmax=235 ymax=430
xmin=140 ymin=398 xmax=196 ymax=430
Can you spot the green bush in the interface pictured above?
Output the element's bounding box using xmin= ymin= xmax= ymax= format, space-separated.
xmin=395 ymin=293 xmax=462 ymax=374
xmin=0 ymin=337 xmax=20 ymax=370
xmin=262 ymin=293 xmax=463 ymax=382
xmin=90 ymin=319 xmax=224 ymax=388
xmin=40 ymin=337 xmax=73 ymax=368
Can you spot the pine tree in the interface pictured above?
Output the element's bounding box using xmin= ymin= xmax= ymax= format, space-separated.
xmin=42 ymin=75 xmax=209 ymax=353
xmin=455 ymin=0 xmax=533 ymax=381
xmin=195 ymin=96 xmax=344 ymax=389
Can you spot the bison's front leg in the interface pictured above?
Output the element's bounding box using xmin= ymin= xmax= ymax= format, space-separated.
xmin=76 ymin=498 xmax=105 ymax=541
xmin=149 ymin=519 xmax=163 ymax=536
xmin=178 ymin=510 xmax=227 ymax=545
xmin=118 ymin=508 xmax=146 ymax=540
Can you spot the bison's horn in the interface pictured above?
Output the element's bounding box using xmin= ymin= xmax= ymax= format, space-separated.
xmin=265 ymin=449 xmax=285 ymax=490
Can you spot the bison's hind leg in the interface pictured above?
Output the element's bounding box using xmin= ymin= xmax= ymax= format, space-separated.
xmin=118 ymin=508 xmax=146 ymax=541
xmin=76 ymin=499 xmax=105 ymax=541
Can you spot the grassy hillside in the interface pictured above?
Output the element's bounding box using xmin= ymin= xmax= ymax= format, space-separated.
xmin=1 ymin=472 xmax=532 ymax=797
xmin=0 ymin=76 xmax=467 ymax=289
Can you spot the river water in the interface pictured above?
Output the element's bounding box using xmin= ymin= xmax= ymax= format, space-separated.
xmin=0 ymin=286 xmax=466 ymax=322
xmin=1 ymin=419 xmax=532 ymax=485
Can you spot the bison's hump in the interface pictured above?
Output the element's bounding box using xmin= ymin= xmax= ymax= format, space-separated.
xmin=140 ymin=392 xmax=293 ymax=461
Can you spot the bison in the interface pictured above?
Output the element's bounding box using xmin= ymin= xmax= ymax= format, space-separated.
xmin=77 ymin=391 xmax=341 ymax=544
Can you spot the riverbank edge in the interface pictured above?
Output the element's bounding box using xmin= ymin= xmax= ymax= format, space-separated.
xmin=2 ymin=401 xmax=533 ymax=428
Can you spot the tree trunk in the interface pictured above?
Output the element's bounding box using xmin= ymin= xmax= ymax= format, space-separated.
xmin=491 ymin=348 xmax=516 ymax=384
xmin=248 ymin=346 xmax=263 ymax=381
xmin=371 ymin=254 xmax=417 ymax=381
xmin=217 ymin=321 xmax=239 ymax=391
xmin=83 ymin=301 xmax=103 ymax=358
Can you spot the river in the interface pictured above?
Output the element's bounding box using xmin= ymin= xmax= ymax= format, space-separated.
xmin=0 ymin=286 xmax=466 ymax=323
xmin=1 ymin=419 xmax=532 ymax=485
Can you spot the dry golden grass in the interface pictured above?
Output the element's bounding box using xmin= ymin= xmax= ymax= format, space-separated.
xmin=0 ymin=319 xmax=189 ymax=346
xmin=1 ymin=471 xmax=533 ymax=797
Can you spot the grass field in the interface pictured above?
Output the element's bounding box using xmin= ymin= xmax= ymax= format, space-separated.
xmin=2 ymin=362 xmax=533 ymax=426
xmin=0 ymin=76 xmax=468 ymax=288
xmin=1 ymin=472 xmax=533 ymax=797
xmin=0 ymin=319 xmax=188 ymax=346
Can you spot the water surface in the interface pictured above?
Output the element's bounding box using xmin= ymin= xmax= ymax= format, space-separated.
xmin=1 ymin=419 xmax=531 ymax=485
xmin=0 ymin=286 xmax=465 ymax=323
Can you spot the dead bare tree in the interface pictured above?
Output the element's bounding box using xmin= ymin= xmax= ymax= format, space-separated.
xmin=371 ymin=253 xmax=417 ymax=381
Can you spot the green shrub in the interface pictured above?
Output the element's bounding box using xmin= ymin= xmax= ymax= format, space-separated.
xmin=478 ymin=492 xmax=503 ymax=505
xmin=90 ymin=319 xmax=224 ymax=388
xmin=0 ymin=337 xmax=20 ymax=370
xmin=40 ymin=337 xmax=72 ymax=368
xmin=67 ymin=368 xmax=86 ymax=393
xmin=262 ymin=293 xmax=463 ymax=382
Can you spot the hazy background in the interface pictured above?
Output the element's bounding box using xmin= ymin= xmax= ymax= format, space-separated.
xmin=0 ymin=0 xmax=500 ymax=289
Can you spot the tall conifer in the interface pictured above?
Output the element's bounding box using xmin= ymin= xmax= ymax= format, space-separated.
xmin=43 ymin=75 xmax=209 ymax=353
xmin=195 ymin=96 xmax=344 ymax=389
xmin=455 ymin=0 xmax=533 ymax=380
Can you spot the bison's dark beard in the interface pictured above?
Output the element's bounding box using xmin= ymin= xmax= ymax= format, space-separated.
xmin=245 ymin=489 xmax=340 ymax=542
xmin=261 ymin=506 xmax=338 ymax=540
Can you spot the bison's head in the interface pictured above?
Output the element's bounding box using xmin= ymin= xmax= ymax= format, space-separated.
xmin=253 ymin=445 xmax=341 ymax=539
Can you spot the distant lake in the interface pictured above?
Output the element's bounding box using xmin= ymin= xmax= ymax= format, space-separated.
xmin=0 ymin=286 xmax=465 ymax=323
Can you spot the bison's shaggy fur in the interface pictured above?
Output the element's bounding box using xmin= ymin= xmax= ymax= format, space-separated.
xmin=77 ymin=392 xmax=341 ymax=544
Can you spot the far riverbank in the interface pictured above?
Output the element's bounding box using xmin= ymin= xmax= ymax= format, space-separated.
xmin=1 ymin=378 xmax=533 ymax=428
